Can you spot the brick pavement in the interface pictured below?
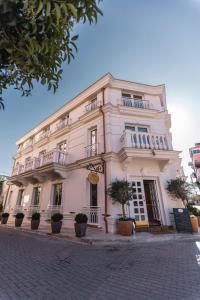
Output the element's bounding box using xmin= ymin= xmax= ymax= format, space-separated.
xmin=0 ymin=228 xmax=200 ymax=300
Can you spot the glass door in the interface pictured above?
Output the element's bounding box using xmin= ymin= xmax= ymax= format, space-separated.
xmin=90 ymin=128 xmax=97 ymax=156
xmin=129 ymin=180 xmax=148 ymax=226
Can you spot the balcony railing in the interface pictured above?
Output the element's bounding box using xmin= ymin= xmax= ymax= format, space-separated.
xmin=82 ymin=206 xmax=101 ymax=226
xmin=27 ymin=205 xmax=40 ymax=218
xmin=55 ymin=118 xmax=69 ymax=132
xmin=85 ymin=143 xmax=98 ymax=157
xmin=122 ymin=97 xmax=150 ymax=109
xmin=85 ymin=100 xmax=98 ymax=112
xmin=120 ymin=130 xmax=172 ymax=150
xmin=12 ymin=149 xmax=68 ymax=176
xmin=36 ymin=131 xmax=50 ymax=143
xmin=46 ymin=205 xmax=63 ymax=220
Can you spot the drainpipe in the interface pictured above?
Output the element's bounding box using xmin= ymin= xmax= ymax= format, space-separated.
xmin=100 ymin=88 xmax=109 ymax=233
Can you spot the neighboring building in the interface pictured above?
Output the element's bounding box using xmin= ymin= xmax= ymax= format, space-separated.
xmin=7 ymin=73 xmax=183 ymax=233
xmin=189 ymin=143 xmax=200 ymax=186
xmin=0 ymin=173 xmax=9 ymax=206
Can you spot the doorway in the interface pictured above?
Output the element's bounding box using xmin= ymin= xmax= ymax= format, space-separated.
xmin=143 ymin=180 xmax=161 ymax=226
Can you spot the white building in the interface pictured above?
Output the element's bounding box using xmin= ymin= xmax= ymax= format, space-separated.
xmin=0 ymin=173 xmax=9 ymax=207
xmin=7 ymin=73 xmax=183 ymax=233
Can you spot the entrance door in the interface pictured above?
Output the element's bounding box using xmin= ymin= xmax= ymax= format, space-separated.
xmin=143 ymin=180 xmax=160 ymax=225
xmin=129 ymin=180 xmax=148 ymax=225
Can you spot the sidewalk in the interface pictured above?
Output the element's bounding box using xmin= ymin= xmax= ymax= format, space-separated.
xmin=3 ymin=223 xmax=200 ymax=245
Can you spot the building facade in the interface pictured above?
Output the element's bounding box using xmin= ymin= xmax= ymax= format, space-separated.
xmin=7 ymin=73 xmax=183 ymax=232
xmin=0 ymin=173 xmax=9 ymax=207
xmin=189 ymin=143 xmax=200 ymax=186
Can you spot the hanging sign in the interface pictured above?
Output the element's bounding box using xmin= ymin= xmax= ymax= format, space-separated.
xmin=88 ymin=172 xmax=99 ymax=184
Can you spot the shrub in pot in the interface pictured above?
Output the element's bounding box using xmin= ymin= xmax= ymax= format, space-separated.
xmin=74 ymin=213 xmax=88 ymax=237
xmin=15 ymin=212 xmax=24 ymax=227
xmin=31 ymin=212 xmax=40 ymax=230
xmin=51 ymin=213 xmax=63 ymax=234
xmin=1 ymin=213 xmax=9 ymax=224
xmin=108 ymin=180 xmax=134 ymax=236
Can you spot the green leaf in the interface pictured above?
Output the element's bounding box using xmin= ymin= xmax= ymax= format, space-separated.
xmin=54 ymin=3 xmax=61 ymax=23
xmin=35 ymin=0 xmax=43 ymax=15
xmin=46 ymin=1 xmax=51 ymax=17
xmin=67 ymin=3 xmax=77 ymax=19
xmin=71 ymin=35 xmax=79 ymax=41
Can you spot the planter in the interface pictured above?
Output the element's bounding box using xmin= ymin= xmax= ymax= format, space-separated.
xmin=31 ymin=219 xmax=40 ymax=230
xmin=51 ymin=220 xmax=62 ymax=234
xmin=190 ymin=215 xmax=199 ymax=233
xmin=74 ymin=223 xmax=87 ymax=237
xmin=117 ymin=220 xmax=133 ymax=236
xmin=15 ymin=218 xmax=23 ymax=227
xmin=197 ymin=216 xmax=200 ymax=227
xmin=1 ymin=216 xmax=9 ymax=224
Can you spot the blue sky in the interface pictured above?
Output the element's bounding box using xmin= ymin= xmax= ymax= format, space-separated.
xmin=1 ymin=0 xmax=200 ymax=176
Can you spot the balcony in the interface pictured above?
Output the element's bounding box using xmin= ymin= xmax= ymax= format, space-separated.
xmin=55 ymin=119 xmax=69 ymax=131
xmin=122 ymin=97 xmax=150 ymax=109
xmin=119 ymin=130 xmax=177 ymax=170
xmin=82 ymin=206 xmax=101 ymax=226
xmin=120 ymin=130 xmax=171 ymax=151
xmin=85 ymin=100 xmax=99 ymax=112
xmin=85 ymin=143 xmax=98 ymax=157
xmin=11 ymin=149 xmax=68 ymax=185
xmin=35 ymin=131 xmax=50 ymax=143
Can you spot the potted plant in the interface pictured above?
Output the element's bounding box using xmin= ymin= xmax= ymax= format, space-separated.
xmin=108 ymin=180 xmax=134 ymax=236
xmin=74 ymin=213 xmax=88 ymax=237
xmin=51 ymin=213 xmax=63 ymax=234
xmin=166 ymin=178 xmax=192 ymax=206
xmin=31 ymin=212 xmax=40 ymax=230
xmin=0 ymin=202 xmax=3 ymax=213
xmin=1 ymin=212 xmax=9 ymax=224
xmin=15 ymin=212 xmax=24 ymax=227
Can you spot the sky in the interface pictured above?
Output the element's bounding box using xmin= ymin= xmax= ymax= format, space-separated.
xmin=0 ymin=0 xmax=200 ymax=177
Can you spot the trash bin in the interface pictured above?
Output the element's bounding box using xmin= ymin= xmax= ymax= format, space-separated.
xmin=190 ymin=215 xmax=199 ymax=233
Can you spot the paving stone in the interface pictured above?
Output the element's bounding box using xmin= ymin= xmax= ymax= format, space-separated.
xmin=0 ymin=228 xmax=200 ymax=299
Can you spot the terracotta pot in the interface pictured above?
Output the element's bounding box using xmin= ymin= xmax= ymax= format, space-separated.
xmin=51 ymin=221 xmax=62 ymax=234
xmin=190 ymin=215 xmax=199 ymax=233
xmin=197 ymin=216 xmax=200 ymax=227
xmin=31 ymin=219 xmax=40 ymax=230
xmin=74 ymin=223 xmax=87 ymax=237
xmin=15 ymin=218 xmax=23 ymax=227
xmin=1 ymin=217 xmax=8 ymax=224
xmin=117 ymin=220 xmax=133 ymax=236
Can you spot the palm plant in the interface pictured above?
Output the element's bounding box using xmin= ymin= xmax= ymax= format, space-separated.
xmin=0 ymin=99 xmax=4 ymax=110
xmin=107 ymin=180 xmax=133 ymax=220
xmin=166 ymin=178 xmax=191 ymax=204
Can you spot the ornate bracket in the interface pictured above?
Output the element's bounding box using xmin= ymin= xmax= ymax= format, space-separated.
xmin=86 ymin=163 xmax=104 ymax=174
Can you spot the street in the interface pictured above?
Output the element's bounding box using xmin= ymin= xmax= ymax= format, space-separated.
xmin=0 ymin=228 xmax=200 ymax=300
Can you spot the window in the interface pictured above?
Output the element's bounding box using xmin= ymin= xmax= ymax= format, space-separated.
xmin=25 ymin=157 xmax=31 ymax=163
xmin=32 ymin=187 xmax=41 ymax=206
xmin=122 ymin=93 xmax=131 ymax=98
xmin=133 ymin=95 xmax=142 ymax=100
xmin=91 ymin=129 xmax=97 ymax=145
xmin=192 ymin=149 xmax=200 ymax=154
xmin=90 ymin=184 xmax=97 ymax=207
xmin=58 ymin=141 xmax=67 ymax=152
xmin=57 ymin=141 xmax=67 ymax=162
xmin=16 ymin=189 xmax=24 ymax=205
xmin=125 ymin=124 xmax=148 ymax=133
xmin=53 ymin=183 xmax=62 ymax=206
xmin=39 ymin=150 xmax=46 ymax=157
